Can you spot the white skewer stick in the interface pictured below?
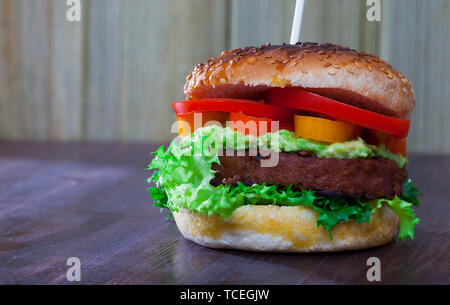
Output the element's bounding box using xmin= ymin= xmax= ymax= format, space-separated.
xmin=290 ymin=0 xmax=305 ymax=44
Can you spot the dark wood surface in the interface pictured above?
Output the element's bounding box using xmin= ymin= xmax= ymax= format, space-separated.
xmin=0 ymin=142 xmax=448 ymax=285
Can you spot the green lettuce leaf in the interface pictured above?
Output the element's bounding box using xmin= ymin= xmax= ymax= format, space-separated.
xmin=314 ymin=197 xmax=373 ymax=231
xmin=149 ymin=178 xmax=374 ymax=238
xmin=148 ymin=126 xmax=418 ymax=240
xmin=371 ymin=197 xmax=420 ymax=241
xmin=401 ymin=178 xmax=421 ymax=206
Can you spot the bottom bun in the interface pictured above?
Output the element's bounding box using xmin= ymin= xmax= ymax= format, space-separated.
xmin=173 ymin=205 xmax=398 ymax=253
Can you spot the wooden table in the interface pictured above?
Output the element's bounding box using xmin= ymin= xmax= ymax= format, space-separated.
xmin=0 ymin=142 xmax=448 ymax=285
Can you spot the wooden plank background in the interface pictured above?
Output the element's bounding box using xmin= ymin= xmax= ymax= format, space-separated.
xmin=0 ymin=0 xmax=448 ymax=153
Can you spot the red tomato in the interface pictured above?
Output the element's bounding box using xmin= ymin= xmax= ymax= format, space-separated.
xmin=264 ymin=88 xmax=410 ymax=138
xmin=362 ymin=129 xmax=392 ymax=145
xmin=386 ymin=137 xmax=407 ymax=157
xmin=229 ymin=112 xmax=272 ymax=136
xmin=172 ymin=98 xmax=295 ymax=131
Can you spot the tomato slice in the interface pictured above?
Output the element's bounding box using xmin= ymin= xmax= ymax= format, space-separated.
xmin=294 ymin=115 xmax=363 ymax=143
xmin=229 ymin=113 xmax=272 ymax=136
xmin=177 ymin=112 xmax=228 ymax=137
xmin=264 ymin=88 xmax=410 ymax=138
xmin=386 ymin=137 xmax=407 ymax=157
xmin=172 ymin=98 xmax=295 ymax=131
xmin=363 ymin=129 xmax=391 ymax=145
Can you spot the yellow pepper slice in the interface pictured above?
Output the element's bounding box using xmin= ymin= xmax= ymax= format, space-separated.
xmin=294 ymin=115 xmax=363 ymax=143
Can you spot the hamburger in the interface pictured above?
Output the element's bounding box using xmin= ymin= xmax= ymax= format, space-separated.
xmin=148 ymin=42 xmax=420 ymax=252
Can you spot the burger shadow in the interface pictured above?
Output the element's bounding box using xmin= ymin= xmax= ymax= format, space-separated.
xmin=173 ymin=236 xmax=400 ymax=285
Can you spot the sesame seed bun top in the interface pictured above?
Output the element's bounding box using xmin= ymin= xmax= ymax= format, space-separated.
xmin=184 ymin=42 xmax=416 ymax=119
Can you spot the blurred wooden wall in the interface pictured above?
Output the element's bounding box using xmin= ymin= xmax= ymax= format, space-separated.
xmin=0 ymin=0 xmax=449 ymax=153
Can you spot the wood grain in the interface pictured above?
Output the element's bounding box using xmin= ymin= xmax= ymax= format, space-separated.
xmin=380 ymin=0 xmax=450 ymax=153
xmin=0 ymin=0 xmax=84 ymax=140
xmin=229 ymin=0 xmax=295 ymax=48
xmin=84 ymin=0 xmax=228 ymax=141
xmin=0 ymin=142 xmax=448 ymax=284
xmin=0 ymin=0 xmax=449 ymax=153
xmin=302 ymin=0 xmax=361 ymax=50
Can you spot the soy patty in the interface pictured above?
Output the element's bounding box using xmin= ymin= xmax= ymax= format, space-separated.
xmin=211 ymin=151 xmax=407 ymax=200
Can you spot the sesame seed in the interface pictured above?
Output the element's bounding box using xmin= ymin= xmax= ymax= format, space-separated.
xmin=328 ymin=70 xmax=337 ymax=75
